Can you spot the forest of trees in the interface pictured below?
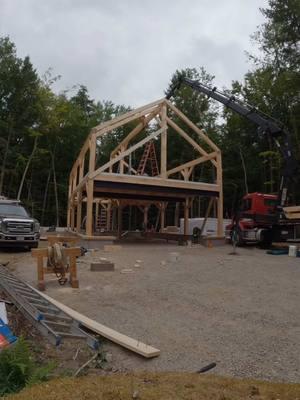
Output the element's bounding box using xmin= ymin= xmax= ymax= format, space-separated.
xmin=0 ymin=0 xmax=299 ymax=225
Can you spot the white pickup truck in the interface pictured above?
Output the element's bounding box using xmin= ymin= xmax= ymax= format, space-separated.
xmin=0 ymin=197 xmax=40 ymax=249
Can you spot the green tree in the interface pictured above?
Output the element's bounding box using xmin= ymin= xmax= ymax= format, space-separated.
xmin=0 ymin=37 xmax=41 ymax=195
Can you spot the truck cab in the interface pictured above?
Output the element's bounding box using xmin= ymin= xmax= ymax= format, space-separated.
xmin=0 ymin=198 xmax=40 ymax=249
xmin=225 ymin=192 xmax=278 ymax=246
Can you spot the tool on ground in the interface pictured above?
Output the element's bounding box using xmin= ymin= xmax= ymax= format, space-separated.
xmin=0 ymin=266 xmax=98 ymax=349
xmin=0 ymin=317 xmax=17 ymax=350
xmin=196 ymin=362 xmax=217 ymax=373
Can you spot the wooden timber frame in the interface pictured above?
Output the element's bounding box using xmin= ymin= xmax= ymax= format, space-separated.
xmin=67 ymin=98 xmax=223 ymax=238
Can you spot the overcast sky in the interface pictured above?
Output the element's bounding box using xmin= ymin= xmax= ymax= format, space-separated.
xmin=0 ymin=0 xmax=268 ymax=107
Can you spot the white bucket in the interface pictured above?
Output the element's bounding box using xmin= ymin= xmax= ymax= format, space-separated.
xmin=288 ymin=245 xmax=297 ymax=257
xmin=168 ymin=252 xmax=179 ymax=263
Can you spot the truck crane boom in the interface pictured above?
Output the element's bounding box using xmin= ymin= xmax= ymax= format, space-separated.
xmin=166 ymin=76 xmax=297 ymax=208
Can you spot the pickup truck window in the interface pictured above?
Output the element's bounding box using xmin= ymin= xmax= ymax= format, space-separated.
xmin=0 ymin=204 xmax=29 ymax=217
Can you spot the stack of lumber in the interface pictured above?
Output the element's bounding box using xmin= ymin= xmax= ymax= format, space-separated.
xmin=283 ymin=206 xmax=300 ymax=219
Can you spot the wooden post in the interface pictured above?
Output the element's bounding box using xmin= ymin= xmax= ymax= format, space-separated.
xmin=85 ymin=133 xmax=96 ymax=236
xmin=76 ymin=192 xmax=82 ymax=233
xmin=119 ymin=145 xmax=126 ymax=174
xmin=107 ymin=201 xmax=111 ymax=231
xmin=216 ymin=152 xmax=223 ymax=237
xmin=160 ymin=103 xmax=167 ymax=178
xmin=69 ymin=253 xmax=79 ymax=288
xmin=184 ymin=198 xmax=189 ymax=236
xmin=174 ymin=202 xmax=180 ymax=227
xmin=95 ymin=201 xmax=99 ymax=231
xmin=70 ymin=203 xmax=75 ymax=231
xmin=37 ymin=255 xmax=45 ymax=291
xmin=117 ymin=203 xmax=123 ymax=239
xmin=67 ymin=174 xmax=73 ymax=229
xmin=86 ymin=180 xmax=94 ymax=236
xmin=143 ymin=206 xmax=149 ymax=230
xmin=160 ymin=202 xmax=166 ymax=232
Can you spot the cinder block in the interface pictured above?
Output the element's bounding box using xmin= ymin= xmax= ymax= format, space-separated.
xmin=90 ymin=262 xmax=115 ymax=271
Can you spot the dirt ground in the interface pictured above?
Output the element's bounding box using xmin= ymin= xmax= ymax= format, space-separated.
xmin=1 ymin=241 xmax=299 ymax=383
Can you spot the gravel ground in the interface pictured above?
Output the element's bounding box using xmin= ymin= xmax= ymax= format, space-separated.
xmin=1 ymin=242 xmax=299 ymax=382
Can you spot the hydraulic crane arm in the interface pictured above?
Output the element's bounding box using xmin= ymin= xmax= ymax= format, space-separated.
xmin=166 ymin=76 xmax=297 ymax=208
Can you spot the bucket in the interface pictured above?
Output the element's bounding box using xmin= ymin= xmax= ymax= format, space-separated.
xmin=288 ymin=245 xmax=297 ymax=257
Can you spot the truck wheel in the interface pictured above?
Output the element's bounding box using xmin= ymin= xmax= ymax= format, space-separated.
xmin=232 ymin=228 xmax=244 ymax=247
xmin=259 ymin=231 xmax=272 ymax=248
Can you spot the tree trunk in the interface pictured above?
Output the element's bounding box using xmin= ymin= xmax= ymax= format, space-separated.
xmin=41 ymin=166 xmax=52 ymax=226
xmin=51 ymin=149 xmax=59 ymax=227
xmin=17 ymin=136 xmax=38 ymax=201
xmin=239 ymin=147 xmax=248 ymax=194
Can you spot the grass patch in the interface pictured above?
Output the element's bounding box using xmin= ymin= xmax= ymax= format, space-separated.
xmin=0 ymin=338 xmax=54 ymax=397
xmin=6 ymin=372 xmax=300 ymax=400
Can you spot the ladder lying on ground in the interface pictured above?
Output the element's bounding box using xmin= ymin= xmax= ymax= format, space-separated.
xmin=0 ymin=265 xmax=98 ymax=349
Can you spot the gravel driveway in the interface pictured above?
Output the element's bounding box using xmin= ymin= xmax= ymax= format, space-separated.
xmin=3 ymin=242 xmax=300 ymax=382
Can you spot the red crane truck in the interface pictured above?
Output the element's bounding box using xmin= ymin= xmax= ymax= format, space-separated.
xmin=166 ymin=76 xmax=300 ymax=246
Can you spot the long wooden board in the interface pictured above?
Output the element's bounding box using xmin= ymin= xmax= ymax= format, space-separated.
xmin=29 ymin=286 xmax=160 ymax=358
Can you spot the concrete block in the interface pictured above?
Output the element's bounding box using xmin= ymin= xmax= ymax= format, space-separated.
xmin=104 ymin=245 xmax=122 ymax=252
xmin=90 ymin=262 xmax=114 ymax=271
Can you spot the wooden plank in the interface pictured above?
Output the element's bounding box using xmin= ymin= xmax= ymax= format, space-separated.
xmin=216 ymin=152 xmax=223 ymax=236
xmin=167 ymin=152 xmax=217 ymax=177
xmin=283 ymin=206 xmax=300 ymax=213
xmin=29 ymin=287 xmax=160 ymax=358
xmin=90 ymin=128 xmax=164 ymax=178
xmin=93 ymin=98 xmax=165 ymax=136
xmin=160 ymin=103 xmax=167 ymax=178
xmin=285 ymin=212 xmax=300 ymax=219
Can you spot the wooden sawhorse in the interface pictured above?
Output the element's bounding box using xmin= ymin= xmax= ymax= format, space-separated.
xmin=31 ymin=247 xmax=80 ymax=291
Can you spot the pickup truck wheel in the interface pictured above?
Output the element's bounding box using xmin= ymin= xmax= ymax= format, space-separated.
xmin=29 ymin=243 xmax=39 ymax=249
xmin=232 ymin=228 xmax=244 ymax=247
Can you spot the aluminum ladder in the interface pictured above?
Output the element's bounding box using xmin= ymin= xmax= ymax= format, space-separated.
xmin=0 ymin=265 xmax=98 ymax=349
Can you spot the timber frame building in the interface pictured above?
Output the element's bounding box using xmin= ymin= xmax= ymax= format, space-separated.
xmin=67 ymin=98 xmax=223 ymax=238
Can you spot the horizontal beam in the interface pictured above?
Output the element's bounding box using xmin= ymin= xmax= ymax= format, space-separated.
xmin=167 ymin=152 xmax=217 ymax=177
xmin=94 ymin=172 xmax=220 ymax=193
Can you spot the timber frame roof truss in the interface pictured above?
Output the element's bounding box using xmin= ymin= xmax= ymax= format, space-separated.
xmin=67 ymin=98 xmax=223 ymax=237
